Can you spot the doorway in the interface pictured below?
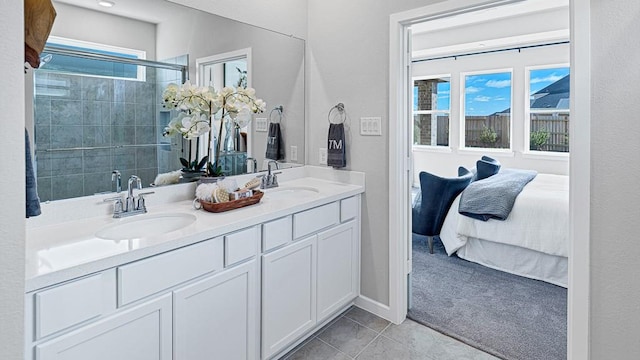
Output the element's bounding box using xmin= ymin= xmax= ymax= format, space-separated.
xmin=196 ymin=48 xmax=253 ymax=167
xmin=388 ymin=1 xmax=591 ymax=359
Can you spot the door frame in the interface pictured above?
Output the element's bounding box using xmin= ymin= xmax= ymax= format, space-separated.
xmin=387 ymin=1 xmax=590 ymax=359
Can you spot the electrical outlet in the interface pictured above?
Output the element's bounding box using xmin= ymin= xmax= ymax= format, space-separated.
xmin=255 ymin=118 xmax=268 ymax=132
xmin=290 ymin=145 xmax=298 ymax=162
xmin=360 ymin=117 xmax=382 ymax=136
xmin=319 ymin=148 xmax=327 ymax=165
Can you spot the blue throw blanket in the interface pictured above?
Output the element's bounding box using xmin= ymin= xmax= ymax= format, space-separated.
xmin=458 ymin=168 xmax=537 ymax=221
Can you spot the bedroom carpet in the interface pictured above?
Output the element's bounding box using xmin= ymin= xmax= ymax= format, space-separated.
xmin=408 ymin=234 xmax=567 ymax=360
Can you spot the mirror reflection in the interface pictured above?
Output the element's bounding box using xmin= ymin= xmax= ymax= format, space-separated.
xmin=31 ymin=0 xmax=305 ymax=201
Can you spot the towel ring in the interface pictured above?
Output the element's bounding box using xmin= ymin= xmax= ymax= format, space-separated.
xmin=269 ymin=105 xmax=283 ymax=124
xmin=328 ymin=103 xmax=346 ymax=124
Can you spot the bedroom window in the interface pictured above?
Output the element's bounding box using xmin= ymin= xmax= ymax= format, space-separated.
xmin=41 ymin=36 xmax=147 ymax=81
xmin=527 ymin=66 xmax=570 ymax=153
xmin=462 ymin=71 xmax=512 ymax=149
xmin=413 ymin=76 xmax=450 ymax=147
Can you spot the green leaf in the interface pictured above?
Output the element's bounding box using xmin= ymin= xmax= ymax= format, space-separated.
xmin=196 ymin=156 xmax=209 ymax=170
xmin=179 ymin=157 xmax=190 ymax=168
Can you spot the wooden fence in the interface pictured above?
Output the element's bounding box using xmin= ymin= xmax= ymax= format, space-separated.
xmin=415 ymin=113 xmax=570 ymax=152
xmin=530 ymin=113 xmax=569 ymax=152
xmin=465 ymin=115 xmax=510 ymax=148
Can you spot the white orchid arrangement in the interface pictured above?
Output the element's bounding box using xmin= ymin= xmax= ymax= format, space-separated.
xmin=162 ymin=81 xmax=266 ymax=176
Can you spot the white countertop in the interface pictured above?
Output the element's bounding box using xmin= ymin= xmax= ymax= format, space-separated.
xmin=26 ymin=166 xmax=364 ymax=292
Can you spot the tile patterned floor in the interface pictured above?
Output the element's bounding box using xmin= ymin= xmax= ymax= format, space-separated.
xmin=283 ymin=307 xmax=499 ymax=360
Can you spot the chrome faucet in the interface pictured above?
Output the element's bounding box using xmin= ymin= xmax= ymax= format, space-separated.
xmin=111 ymin=170 xmax=122 ymax=193
xmin=126 ymin=175 xmax=142 ymax=211
xmin=246 ymin=157 xmax=257 ymax=173
xmin=260 ymin=161 xmax=281 ymax=189
xmin=103 ymin=174 xmax=154 ymax=218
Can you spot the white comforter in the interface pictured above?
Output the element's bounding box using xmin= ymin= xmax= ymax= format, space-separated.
xmin=439 ymin=173 xmax=569 ymax=257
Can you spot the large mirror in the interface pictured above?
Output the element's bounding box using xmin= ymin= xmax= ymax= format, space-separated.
xmin=31 ymin=0 xmax=305 ymax=201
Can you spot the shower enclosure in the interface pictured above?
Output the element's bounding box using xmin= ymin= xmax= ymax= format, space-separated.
xmin=32 ymin=46 xmax=188 ymax=201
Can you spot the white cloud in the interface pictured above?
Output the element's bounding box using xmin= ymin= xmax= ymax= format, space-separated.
xmin=474 ymin=95 xmax=491 ymax=102
xmin=531 ymin=73 xmax=564 ymax=84
xmin=485 ymin=79 xmax=511 ymax=88
xmin=466 ymin=86 xmax=482 ymax=94
xmin=467 ymin=76 xmax=486 ymax=83
xmin=439 ymin=90 xmax=450 ymax=95
xmin=494 ymin=96 xmax=506 ymax=101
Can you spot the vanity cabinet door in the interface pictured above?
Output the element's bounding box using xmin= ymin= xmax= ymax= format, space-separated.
xmin=316 ymin=220 xmax=360 ymax=321
xmin=261 ymin=236 xmax=317 ymax=359
xmin=35 ymin=294 xmax=172 ymax=360
xmin=173 ymin=259 xmax=258 ymax=360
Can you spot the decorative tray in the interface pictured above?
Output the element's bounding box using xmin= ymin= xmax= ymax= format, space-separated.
xmin=199 ymin=190 xmax=264 ymax=213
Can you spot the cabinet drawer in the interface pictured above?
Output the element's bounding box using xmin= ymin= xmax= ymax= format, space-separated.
xmin=340 ymin=196 xmax=358 ymax=223
xmin=34 ymin=270 xmax=116 ymax=340
xmin=225 ymin=226 xmax=259 ymax=267
xmin=293 ymin=202 xmax=339 ymax=239
xmin=262 ymin=216 xmax=292 ymax=252
xmin=118 ymin=238 xmax=223 ymax=306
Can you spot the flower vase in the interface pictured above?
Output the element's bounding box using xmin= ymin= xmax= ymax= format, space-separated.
xmin=223 ymin=121 xmax=235 ymax=152
xmin=233 ymin=126 xmax=242 ymax=152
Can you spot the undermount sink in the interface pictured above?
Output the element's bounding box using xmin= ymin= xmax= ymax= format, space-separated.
xmin=265 ymin=186 xmax=320 ymax=199
xmin=95 ymin=213 xmax=197 ymax=241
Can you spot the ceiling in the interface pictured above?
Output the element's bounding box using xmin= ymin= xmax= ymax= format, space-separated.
xmin=410 ymin=0 xmax=570 ymax=59
xmin=411 ymin=0 xmax=568 ymax=34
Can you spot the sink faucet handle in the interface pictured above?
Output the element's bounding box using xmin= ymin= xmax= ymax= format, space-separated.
xmin=103 ymin=196 xmax=124 ymax=215
xmin=102 ymin=195 xmax=123 ymax=202
xmin=136 ymin=192 xmax=154 ymax=212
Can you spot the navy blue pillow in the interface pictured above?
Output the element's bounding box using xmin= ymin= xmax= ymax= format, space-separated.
xmin=476 ymin=156 xmax=501 ymax=180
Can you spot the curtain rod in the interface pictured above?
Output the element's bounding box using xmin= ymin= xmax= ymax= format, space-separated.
xmin=43 ymin=45 xmax=188 ymax=73
xmin=412 ymin=40 xmax=570 ymax=63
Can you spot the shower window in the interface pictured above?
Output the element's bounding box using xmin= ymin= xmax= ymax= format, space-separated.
xmin=43 ymin=36 xmax=146 ymax=81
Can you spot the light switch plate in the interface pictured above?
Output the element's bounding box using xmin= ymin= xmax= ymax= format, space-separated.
xmin=319 ymin=148 xmax=327 ymax=165
xmin=290 ymin=146 xmax=298 ymax=162
xmin=360 ymin=117 xmax=382 ymax=136
xmin=255 ymin=118 xmax=268 ymax=132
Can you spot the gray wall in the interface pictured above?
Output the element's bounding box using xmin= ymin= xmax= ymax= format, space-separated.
xmin=590 ymin=0 xmax=640 ymax=357
xmin=155 ymin=6 xmax=305 ymax=169
xmin=169 ymin=0 xmax=308 ymax=39
xmin=0 ymin=0 xmax=25 ymax=358
xmin=307 ymin=0 xmax=445 ymax=304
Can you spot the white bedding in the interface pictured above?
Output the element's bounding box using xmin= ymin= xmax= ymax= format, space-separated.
xmin=439 ymin=173 xmax=569 ymax=285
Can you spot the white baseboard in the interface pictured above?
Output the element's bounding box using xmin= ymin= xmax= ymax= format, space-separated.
xmin=354 ymin=295 xmax=399 ymax=324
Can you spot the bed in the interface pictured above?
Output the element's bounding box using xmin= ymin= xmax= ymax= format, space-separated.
xmin=438 ymin=173 xmax=569 ymax=287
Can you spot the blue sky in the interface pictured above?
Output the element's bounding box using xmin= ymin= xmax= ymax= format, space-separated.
xmin=529 ymin=67 xmax=570 ymax=94
xmin=465 ymin=72 xmax=512 ymax=116
xmin=414 ymin=67 xmax=570 ymax=116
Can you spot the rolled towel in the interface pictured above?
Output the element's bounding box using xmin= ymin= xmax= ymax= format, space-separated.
xmin=265 ymin=123 xmax=285 ymax=160
xmin=25 ymin=129 xmax=41 ymax=218
xmin=327 ymin=123 xmax=346 ymax=168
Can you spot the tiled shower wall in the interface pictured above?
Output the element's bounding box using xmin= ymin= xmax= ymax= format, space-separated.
xmin=34 ymin=67 xmax=170 ymax=201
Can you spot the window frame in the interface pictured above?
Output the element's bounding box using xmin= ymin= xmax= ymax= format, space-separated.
xmin=411 ymin=74 xmax=451 ymax=149
xmin=524 ymin=63 xmax=571 ymax=156
xmin=460 ymin=68 xmax=514 ymax=153
xmin=44 ymin=36 xmax=147 ymax=81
